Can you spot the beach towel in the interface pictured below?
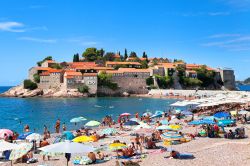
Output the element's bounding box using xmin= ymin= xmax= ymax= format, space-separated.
xmin=178 ymin=153 xmax=194 ymax=159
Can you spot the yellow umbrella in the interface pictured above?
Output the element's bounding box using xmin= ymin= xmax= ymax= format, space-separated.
xmin=109 ymin=143 xmax=127 ymax=151
xmin=72 ymin=136 xmax=94 ymax=143
xmin=168 ymin=124 xmax=182 ymax=131
xmin=230 ymin=110 xmax=237 ymax=115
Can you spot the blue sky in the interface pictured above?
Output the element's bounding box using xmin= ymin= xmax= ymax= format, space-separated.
xmin=0 ymin=0 xmax=250 ymax=85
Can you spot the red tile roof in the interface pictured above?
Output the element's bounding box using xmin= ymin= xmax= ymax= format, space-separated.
xmin=106 ymin=61 xmax=141 ymax=65
xmin=83 ymin=73 xmax=98 ymax=76
xmin=40 ymin=72 xmax=50 ymax=76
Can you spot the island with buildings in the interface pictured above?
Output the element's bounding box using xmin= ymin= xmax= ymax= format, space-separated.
xmin=1 ymin=48 xmax=236 ymax=98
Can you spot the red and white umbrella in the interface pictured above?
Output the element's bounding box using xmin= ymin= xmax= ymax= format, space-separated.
xmin=0 ymin=129 xmax=13 ymax=139
xmin=120 ymin=113 xmax=131 ymax=116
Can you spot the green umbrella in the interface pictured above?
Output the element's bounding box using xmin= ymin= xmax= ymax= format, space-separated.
xmin=85 ymin=120 xmax=101 ymax=127
xmin=70 ymin=117 xmax=87 ymax=123
xmin=101 ymin=128 xmax=118 ymax=135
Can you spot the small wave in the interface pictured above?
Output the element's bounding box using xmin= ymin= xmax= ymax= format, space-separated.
xmin=109 ymin=106 xmax=114 ymax=109
xmin=94 ymin=105 xmax=102 ymax=108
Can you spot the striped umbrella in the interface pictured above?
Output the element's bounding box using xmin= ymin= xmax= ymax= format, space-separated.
xmin=9 ymin=143 xmax=33 ymax=160
xmin=109 ymin=143 xmax=127 ymax=151
xmin=85 ymin=120 xmax=101 ymax=127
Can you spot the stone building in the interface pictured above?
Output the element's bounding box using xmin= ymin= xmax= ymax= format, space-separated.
xmin=106 ymin=68 xmax=151 ymax=94
xmin=39 ymin=69 xmax=63 ymax=89
xmin=218 ymin=68 xmax=236 ymax=90
xmin=64 ymin=71 xmax=98 ymax=94
xmin=41 ymin=60 xmax=57 ymax=68
xmin=28 ymin=67 xmax=52 ymax=82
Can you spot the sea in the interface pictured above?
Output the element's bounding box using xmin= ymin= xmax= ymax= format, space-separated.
xmin=0 ymin=86 xmax=177 ymax=134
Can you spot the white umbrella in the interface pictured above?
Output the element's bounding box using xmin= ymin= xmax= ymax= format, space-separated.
xmin=238 ymin=110 xmax=249 ymax=115
xmin=26 ymin=133 xmax=42 ymax=142
xmin=39 ymin=140 xmax=95 ymax=153
xmin=0 ymin=141 xmax=18 ymax=151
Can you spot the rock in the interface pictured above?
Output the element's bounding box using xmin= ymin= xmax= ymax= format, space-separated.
xmin=122 ymin=91 xmax=130 ymax=97
xmin=23 ymin=89 xmax=43 ymax=97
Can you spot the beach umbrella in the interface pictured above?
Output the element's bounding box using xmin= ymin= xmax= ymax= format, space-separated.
xmin=156 ymin=125 xmax=171 ymax=130
xmin=161 ymin=133 xmax=183 ymax=141
xmin=214 ymin=112 xmax=230 ymax=119
xmin=218 ymin=119 xmax=235 ymax=126
xmin=85 ymin=120 xmax=100 ymax=127
xmin=40 ymin=140 xmax=95 ymax=166
xmin=181 ymin=110 xmax=193 ymax=115
xmin=168 ymin=125 xmax=182 ymax=131
xmin=101 ymin=128 xmax=118 ymax=135
xmin=230 ymin=111 xmax=237 ymax=116
xmin=120 ymin=113 xmax=131 ymax=116
xmin=62 ymin=131 xmax=75 ymax=140
xmin=124 ymin=121 xmax=139 ymax=126
xmin=70 ymin=116 xmax=87 ymax=123
xmin=160 ymin=119 xmax=169 ymax=125
xmin=9 ymin=143 xmax=32 ymax=160
xmin=238 ymin=110 xmax=249 ymax=115
xmin=17 ymin=132 xmax=33 ymax=140
xmin=151 ymin=111 xmax=164 ymax=118
xmin=188 ymin=120 xmax=203 ymax=125
xmin=130 ymin=118 xmax=140 ymax=123
xmin=109 ymin=143 xmax=127 ymax=151
xmin=0 ymin=129 xmax=13 ymax=139
xmin=0 ymin=140 xmax=18 ymax=151
xmin=170 ymin=101 xmax=185 ymax=107
xmin=26 ymin=133 xmax=42 ymax=142
xmin=202 ymin=116 xmax=218 ymax=121
xmin=72 ymin=136 xmax=94 ymax=143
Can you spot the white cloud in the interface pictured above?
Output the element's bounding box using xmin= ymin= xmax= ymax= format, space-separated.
xmin=18 ymin=37 xmax=57 ymax=43
xmin=208 ymin=12 xmax=231 ymax=16
xmin=65 ymin=36 xmax=98 ymax=46
xmin=202 ymin=34 xmax=250 ymax=51
xmin=0 ymin=21 xmax=25 ymax=32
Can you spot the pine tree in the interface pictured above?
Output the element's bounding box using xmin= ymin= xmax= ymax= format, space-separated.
xmin=75 ymin=53 xmax=80 ymax=62
xmin=142 ymin=51 xmax=148 ymax=58
xmin=124 ymin=49 xmax=128 ymax=61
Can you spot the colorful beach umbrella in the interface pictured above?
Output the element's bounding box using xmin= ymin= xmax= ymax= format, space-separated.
xmin=109 ymin=143 xmax=127 ymax=151
xmin=0 ymin=129 xmax=13 ymax=139
xmin=101 ymin=128 xmax=118 ymax=135
xmin=72 ymin=136 xmax=94 ymax=143
xmin=124 ymin=121 xmax=139 ymax=126
xmin=156 ymin=125 xmax=171 ymax=130
xmin=9 ymin=143 xmax=32 ymax=160
xmin=85 ymin=120 xmax=100 ymax=127
xmin=238 ymin=110 xmax=249 ymax=115
xmin=161 ymin=133 xmax=183 ymax=141
xmin=120 ymin=113 xmax=131 ymax=116
xmin=168 ymin=125 xmax=182 ymax=131
xmin=130 ymin=118 xmax=140 ymax=123
xmin=70 ymin=116 xmax=87 ymax=123
xmin=0 ymin=140 xmax=18 ymax=151
xmin=214 ymin=112 xmax=230 ymax=119
xmin=62 ymin=131 xmax=75 ymax=140
xmin=160 ymin=119 xmax=169 ymax=125
xmin=26 ymin=133 xmax=42 ymax=142
xmin=17 ymin=132 xmax=33 ymax=140
xmin=218 ymin=119 xmax=235 ymax=126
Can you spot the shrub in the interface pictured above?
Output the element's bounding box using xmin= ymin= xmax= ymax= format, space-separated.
xmin=146 ymin=77 xmax=154 ymax=86
xmin=78 ymin=85 xmax=89 ymax=93
xmin=98 ymin=72 xmax=118 ymax=90
xmin=155 ymin=75 xmax=173 ymax=89
xmin=33 ymin=74 xmax=40 ymax=83
xmin=23 ymin=79 xmax=38 ymax=90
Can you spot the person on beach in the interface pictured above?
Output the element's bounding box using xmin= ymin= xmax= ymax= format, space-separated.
xmin=3 ymin=133 xmax=8 ymax=141
xmin=55 ymin=119 xmax=60 ymax=133
xmin=40 ymin=138 xmax=50 ymax=161
xmin=135 ymin=134 xmax=142 ymax=154
xmin=24 ymin=124 xmax=30 ymax=132
xmin=88 ymin=152 xmax=96 ymax=163
xmin=43 ymin=125 xmax=48 ymax=134
xmin=62 ymin=122 xmax=66 ymax=131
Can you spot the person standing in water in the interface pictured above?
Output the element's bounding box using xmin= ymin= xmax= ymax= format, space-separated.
xmin=62 ymin=123 xmax=66 ymax=131
xmin=55 ymin=119 xmax=60 ymax=133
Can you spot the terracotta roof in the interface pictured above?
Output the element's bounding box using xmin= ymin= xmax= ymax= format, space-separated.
xmin=113 ymin=54 xmax=121 ymax=58
xmin=45 ymin=60 xmax=56 ymax=63
xmin=68 ymin=62 xmax=98 ymax=68
xmin=139 ymin=58 xmax=147 ymax=61
xmin=65 ymin=76 xmax=74 ymax=79
xmin=35 ymin=67 xmax=52 ymax=71
xmin=83 ymin=73 xmax=98 ymax=76
xmin=65 ymin=71 xmax=82 ymax=76
xmin=106 ymin=68 xmax=150 ymax=74
xmin=48 ymin=69 xmax=62 ymax=73
xmin=158 ymin=63 xmax=176 ymax=68
xmin=186 ymin=70 xmax=197 ymax=74
xmin=186 ymin=64 xmax=214 ymax=71
xmin=106 ymin=61 xmax=142 ymax=65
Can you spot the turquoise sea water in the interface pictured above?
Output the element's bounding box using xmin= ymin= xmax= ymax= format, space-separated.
xmin=0 ymin=86 xmax=177 ymax=134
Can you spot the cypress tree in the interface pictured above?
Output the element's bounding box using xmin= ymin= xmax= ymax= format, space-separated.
xmin=124 ymin=49 xmax=128 ymax=61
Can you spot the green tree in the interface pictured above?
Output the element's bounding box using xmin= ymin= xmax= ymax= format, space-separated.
xmin=98 ymin=72 xmax=118 ymax=90
xmin=124 ymin=49 xmax=128 ymax=61
xmin=50 ymin=63 xmax=62 ymax=69
xmin=196 ymin=66 xmax=215 ymax=87
xmin=37 ymin=56 xmax=52 ymax=66
xmin=78 ymin=85 xmax=89 ymax=93
xmin=23 ymin=79 xmax=38 ymax=90
xmin=129 ymin=51 xmax=137 ymax=58
xmin=73 ymin=53 xmax=80 ymax=62
xmin=82 ymin=48 xmax=98 ymax=61
xmin=142 ymin=51 xmax=148 ymax=58
xmin=141 ymin=60 xmax=148 ymax=69
xmin=97 ymin=48 xmax=105 ymax=57
xmin=33 ymin=74 xmax=40 ymax=83
xmin=155 ymin=75 xmax=173 ymax=89
xmin=104 ymin=52 xmax=115 ymax=61
xmin=146 ymin=77 xmax=154 ymax=86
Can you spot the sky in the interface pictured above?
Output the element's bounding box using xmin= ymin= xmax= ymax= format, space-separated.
xmin=0 ymin=0 xmax=250 ymax=85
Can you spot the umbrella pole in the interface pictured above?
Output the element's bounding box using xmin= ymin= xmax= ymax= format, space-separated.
xmin=67 ymin=160 xmax=68 ymax=166
xmin=11 ymin=160 xmax=13 ymax=166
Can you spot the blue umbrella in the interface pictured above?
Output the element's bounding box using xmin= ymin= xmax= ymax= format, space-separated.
xmin=217 ymin=119 xmax=235 ymax=126
xmin=181 ymin=110 xmax=193 ymax=115
xmin=188 ymin=120 xmax=203 ymax=125
xmin=160 ymin=119 xmax=169 ymax=125
xmin=18 ymin=132 xmax=33 ymax=140
xmin=214 ymin=112 xmax=230 ymax=119
xmin=151 ymin=111 xmax=164 ymax=118
xmin=188 ymin=119 xmax=215 ymax=125
xmin=124 ymin=121 xmax=139 ymax=126
xmin=62 ymin=131 xmax=75 ymax=140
